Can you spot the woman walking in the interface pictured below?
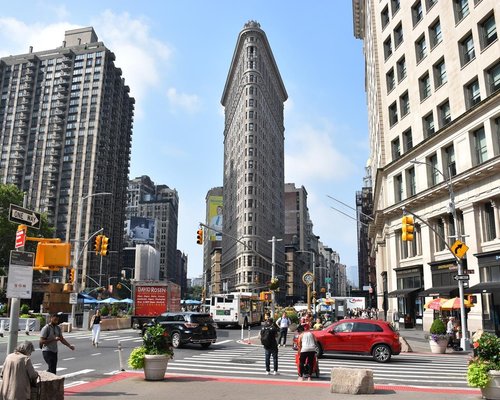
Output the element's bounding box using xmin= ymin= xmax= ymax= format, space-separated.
xmin=91 ymin=309 xmax=102 ymax=347
xmin=0 ymin=341 xmax=39 ymax=399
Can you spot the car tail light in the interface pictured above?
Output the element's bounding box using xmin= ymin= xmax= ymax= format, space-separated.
xmin=184 ymin=323 xmax=199 ymax=328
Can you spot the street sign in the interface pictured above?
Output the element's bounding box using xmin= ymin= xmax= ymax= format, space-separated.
xmin=69 ymin=293 xmax=78 ymax=304
xmin=451 ymin=240 xmax=469 ymax=259
xmin=465 ymin=269 xmax=475 ymax=274
xmin=15 ymin=229 xmax=26 ymax=248
xmin=9 ymin=204 xmax=41 ymax=229
xmin=7 ymin=251 xmax=35 ymax=299
xmin=454 ymin=274 xmax=470 ymax=281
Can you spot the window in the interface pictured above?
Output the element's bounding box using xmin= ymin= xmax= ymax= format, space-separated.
xmin=435 ymin=218 xmax=446 ymax=251
xmin=444 ymin=144 xmax=456 ymax=177
xmin=493 ymin=117 xmax=500 ymax=156
xmin=459 ymin=33 xmax=475 ymax=66
xmin=454 ymin=0 xmax=469 ymax=23
xmin=486 ymin=62 xmax=500 ymax=95
xmin=433 ymin=59 xmax=447 ymax=88
xmin=381 ymin=5 xmax=390 ymax=28
xmin=386 ymin=68 xmax=395 ymax=93
xmin=423 ymin=112 xmax=435 ymax=137
xmin=430 ymin=19 xmax=443 ymax=48
xmin=397 ymin=56 xmax=407 ymax=82
xmin=419 ymin=73 xmax=431 ymax=100
xmin=439 ymin=100 xmax=451 ymax=127
xmin=400 ymin=91 xmax=410 ymax=117
xmin=394 ymin=174 xmax=403 ymax=202
xmin=406 ymin=167 xmax=416 ymax=197
xmin=391 ymin=0 xmax=400 ymax=15
xmin=426 ymin=0 xmax=438 ymax=9
xmin=384 ymin=36 xmax=393 ymax=60
xmin=465 ymin=78 xmax=481 ymax=109
xmin=483 ymin=202 xmax=497 ymax=241
xmin=473 ymin=126 xmax=488 ymax=164
xmin=479 ymin=13 xmax=497 ymax=49
xmin=394 ymin=23 xmax=404 ymax=48
xmin=403 ymin=128 xmax=413 ymax=152
xmin=412 ymin=1 xmax=423 ymax=26
xmin=392 ymin=137 xmax=401 ymax=160
xmin=415 ymin=35 xmax=427 ymax=62
xmin=389 ymin=102 xmax=398 ymax=126
xmin=427 ymin=153 xmax=439 ymax=186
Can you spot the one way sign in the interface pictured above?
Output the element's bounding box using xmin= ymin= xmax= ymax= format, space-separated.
xmin=9 ymin=204 xmax=41 ymax=229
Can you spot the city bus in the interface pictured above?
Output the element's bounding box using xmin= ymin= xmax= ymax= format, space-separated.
xmin=208 ymin=292 xmax=264 ymax=328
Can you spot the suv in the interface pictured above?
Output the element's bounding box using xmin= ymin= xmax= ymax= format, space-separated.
xmin=293 ymin=319 xmax=401 ymax=363
xmin=144 ymin=312 xmax=217 ymax=349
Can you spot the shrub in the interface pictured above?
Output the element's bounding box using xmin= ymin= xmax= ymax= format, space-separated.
xmin=20 ymin=304 xmax=30 ymax=315
xmin=467 ymin=332 xmax=500 ymax=388
xmin=100 ymin=305 xmax=109 ymax=316
xmin=110 ymin=305 xmax=119 ymax=317
xmin=430 ymin=318 xmax=446 ymax=335
xmin=128 ymin=324 xmax=173 ymax=370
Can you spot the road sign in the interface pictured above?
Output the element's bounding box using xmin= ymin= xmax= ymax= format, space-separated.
xmin=7 ymin=251 xmax=35 ymax=299
xmin=454 ymin=274 xmax=470 ymax=281
xmin=9 ymin=204 xmax=41 ymax=229
xmin=465 ymin=269 xmax=475 ymax=274
xmin=451 ymin=240 xmax=469 ymax=259
xmin=69 ymin=293 xmax=78 ymax=304
xmin=15 ymin=229 xmax=26 ymax=248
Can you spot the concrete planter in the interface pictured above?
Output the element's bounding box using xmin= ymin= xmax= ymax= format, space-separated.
xmin=429 ymin=338 xmax=448 ymax=354
xmin=100 ymin=317 xmax=131 ymax=331
xmin=144 ymin=355 xmax=169 ymax=381
xmin=481 ymin=370 xmax=500 ymax=400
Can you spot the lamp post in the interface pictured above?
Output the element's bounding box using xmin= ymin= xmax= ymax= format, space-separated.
xmin=411 ymin=160 xmax=469 ymax=350
xmin=268 ymin=236 xmax=282 ymax=319
xmin=297 ymin=250 xmax=317 ymax=312
xmin=71 ymin=192 xmax=112 ymax=326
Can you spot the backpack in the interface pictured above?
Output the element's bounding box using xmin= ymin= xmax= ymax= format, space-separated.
xmin=260 ymin=326 xmax=274 ymax=347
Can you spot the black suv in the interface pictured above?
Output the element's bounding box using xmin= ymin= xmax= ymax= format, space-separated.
xmin=144 ymin=312 xmax=217 ymax=349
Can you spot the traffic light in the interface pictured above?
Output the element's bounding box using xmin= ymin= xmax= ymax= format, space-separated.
xmin=402 ymin=215 xmax=415 ymax=241
xmin=196 ymin=228 xmax=203 ymax=245
xmin=100 ymin=236 xmax=110 ymax=256
xmin=69 ymin=269 xmax=75 ymax=283
xmin=94 ymin=235 xmax=103 ymax=254
xmin=116 ymin=283 xmax=122 ymax=290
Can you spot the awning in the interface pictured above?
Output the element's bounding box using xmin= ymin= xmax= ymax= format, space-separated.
xmin=465 ymin=281 xmax=500 ymax=294
xmin=418 ymin=285 xmax=459 ymax=297
xmin=387 ymin=288 xmax=421 ymax=298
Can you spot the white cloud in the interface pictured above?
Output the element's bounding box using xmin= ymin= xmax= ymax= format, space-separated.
xmin=285 ymin=123 xmax=356 ymax=183
xmin=166 ymin=87 xmax=201 ymax=114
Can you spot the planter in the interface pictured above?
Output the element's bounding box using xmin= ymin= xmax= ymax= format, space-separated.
xmin=481 ymin=370 xmax=500 ymax=400
xmin=143 ymin=354 xmax=169 ymax=381
xmin=429 ymin=338 xmax=448 ymax=354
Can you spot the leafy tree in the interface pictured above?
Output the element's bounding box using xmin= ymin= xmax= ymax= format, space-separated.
xmin=185 ymin=285 xmax=202 ymax=300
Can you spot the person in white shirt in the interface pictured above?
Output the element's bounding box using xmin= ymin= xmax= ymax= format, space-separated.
xmin=297 ymin=326 xmax=317 ymax=381
xmin=276 ymin=312 xmax=290 ymax=347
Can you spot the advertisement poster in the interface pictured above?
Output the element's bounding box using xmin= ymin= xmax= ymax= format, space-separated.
xmin=208 ymin=195 xmax=223 ymax=241
xmin=126 ymin=216 xmax=156 ymax=244
xmin=134 ymin=285 xmax=168 ymax=316
xmin=7 ymin=251 xmax=34 ymax=299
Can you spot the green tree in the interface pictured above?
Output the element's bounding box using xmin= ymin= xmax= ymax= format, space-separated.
xmin=185 ymin=285 xmax=203 ymax=300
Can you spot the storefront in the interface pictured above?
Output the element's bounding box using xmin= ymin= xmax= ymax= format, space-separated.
xmin=466 ymin=251 xmax=500 ymax=335
xmin=388 ymin=266 xmax=423 ymax=329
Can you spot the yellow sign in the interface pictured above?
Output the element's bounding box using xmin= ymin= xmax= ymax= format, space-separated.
xmin=451 ymin=240 xmax=469 ymax=259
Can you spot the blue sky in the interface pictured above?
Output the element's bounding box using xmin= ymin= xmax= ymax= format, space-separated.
xmin=0 ymin=1 xmax=369 ymax=280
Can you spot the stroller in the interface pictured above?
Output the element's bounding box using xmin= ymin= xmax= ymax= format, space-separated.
xmin=295 ymin=352 xmax=320 ymax=379
xmin=448 ymin=333 xmax=463 ymax=351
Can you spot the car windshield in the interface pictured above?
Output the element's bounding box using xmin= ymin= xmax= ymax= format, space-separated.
xmin=190 ymin=314 xmax=213 ymax=324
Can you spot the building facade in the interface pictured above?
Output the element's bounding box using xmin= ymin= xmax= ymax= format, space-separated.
xmin=220 ymin=21 xmax=288 ymax=297
xmin=0 ymin=27 xmax=134 ymax=288
xmin=353 ymin=0 xmax=500 ymax=334
xmin=203 ymin=186 xmax=222 ymax=294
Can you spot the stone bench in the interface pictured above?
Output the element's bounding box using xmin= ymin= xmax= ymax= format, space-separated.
xmin=330 ymin=367 xmax=374 ymax=395
xmin=31 ymin=370 xmax=64 ymax=400
xmin=59 ymin=322 xmax=72 ymax=332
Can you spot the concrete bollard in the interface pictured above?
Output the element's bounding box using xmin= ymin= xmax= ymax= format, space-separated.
xmin=118 ymin=341 xmax=125 ymax=371
xmin=25 ymin=318 xmax=31 ymax=335
xmin=0 ymin=320 xmax=5 ymax=337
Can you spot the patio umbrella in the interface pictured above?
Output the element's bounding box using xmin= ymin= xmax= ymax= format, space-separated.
xmin=424 ymin=297 xmax=447 ymax=310
xmin=98 ymin=297 xmax=119 ymax=304
xmin=440 ymin=297 xmax=473 ymax=310
xmin=117 ymin=298 xmax=133 ymax=304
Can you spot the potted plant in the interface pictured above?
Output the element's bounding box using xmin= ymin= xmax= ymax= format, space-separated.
xmin=128 ymin=324 xmax=173 ymax=381
xmin=427 ymin=318 xmax=449 ymax=354
xmin=467 ymin=332 xmax=500 ymax=399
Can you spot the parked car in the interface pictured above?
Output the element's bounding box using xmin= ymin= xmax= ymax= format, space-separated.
xmin=143 ymin=312 xmax=217 ymax=349
xmin=293 ymin=319 xmax=401 ymax=363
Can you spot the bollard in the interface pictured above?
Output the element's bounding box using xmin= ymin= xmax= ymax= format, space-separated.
xmin=241 ymin=322 xmax=244 ymax=341
xmin=0 ymin=320 xmax=4 ymax=337
xmin=247 ymin=325 xmax=251 ymax=344
xmin=118 ymin=341 xmax=125 ymax=371
xmin=25 ymin=318 xmax=31 ymax=335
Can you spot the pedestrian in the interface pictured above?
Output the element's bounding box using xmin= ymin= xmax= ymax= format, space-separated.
xmin=90 ymin=309 xmax=102 ymax=347
xmin=260 ymin=317 xmax=279 ymax=375
xmin=313 ymin=317 xmax=323 ymax=330
xmin=296 ymin=325 xmax=317 ymax=381
xmin=40 ymin=311 xmax=75 ymax=374
xmin=392 ymin=309 xmax=400 ymax=331
xmin=0 ymin=341 xmax=38 ymax=400
xmin=276 ymin=311 xmax=290 ymax=347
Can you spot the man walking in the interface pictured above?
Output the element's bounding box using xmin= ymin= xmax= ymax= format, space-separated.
xmin=260 ymin=317 xmax=279 ymax=375
xmin=276 ymin=311 xmax=291 ymax=347
xmin=40 ymin=312 xmax=75 ymax=374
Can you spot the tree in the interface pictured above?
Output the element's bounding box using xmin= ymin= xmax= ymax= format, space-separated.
xmin=185 ymin=285 xmax=203 ymax=300
xmin=0 ymin=184 xmax=54 ymax=271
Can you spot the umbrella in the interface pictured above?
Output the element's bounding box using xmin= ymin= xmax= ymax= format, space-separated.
xmin=424 ymin=297 xmax=447 ymax=310
xmin=78 ymin=293 xmax=98 ymax=304
xmin=98 ymin=297 xmax=120 ymax=304
xmin=182 ymin=299 xmax=201 ymax=305
xmin=441 ymin=297 xmax=473 ymax=310
xmin=117 ymin=298 xmax=133 ymax=304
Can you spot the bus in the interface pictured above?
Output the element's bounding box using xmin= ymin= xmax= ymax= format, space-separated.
xmin=208 ymin=292 xmax=264 ymax=328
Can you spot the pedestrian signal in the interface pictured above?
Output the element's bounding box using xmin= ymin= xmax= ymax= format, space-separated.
xmin=196 ymin=228 xmax=203 ymax=245
xmin=402 ymin=215 xmax=415 ymax=241
xmin=100 ymin=236 xmax=110 ymax=256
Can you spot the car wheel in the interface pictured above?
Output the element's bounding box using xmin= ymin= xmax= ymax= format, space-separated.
xmin=201 ymin=343 xmax=211 ymax=349
xmin=372 ymin=344 xmax=391 ymax=363
xmin=315 ymin=342 xmax=324 ymax=358
xmin=171 ymin=332 xmax=182 ymax=348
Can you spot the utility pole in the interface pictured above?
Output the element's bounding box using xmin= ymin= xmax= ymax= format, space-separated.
xmin=268 ymin=236 xmax=282 ymax=318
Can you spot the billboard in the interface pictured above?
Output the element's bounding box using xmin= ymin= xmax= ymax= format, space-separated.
xmin=126 ymin=216 xmax=156 ymax=244
xmin=208 ymin=195 xmax=223 ymax=241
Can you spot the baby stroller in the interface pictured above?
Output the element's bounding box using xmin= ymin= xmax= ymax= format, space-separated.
xmin=295 ymin=352 xmax=320 ymax=379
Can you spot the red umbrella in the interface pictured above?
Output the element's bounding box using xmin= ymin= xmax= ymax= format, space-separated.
xmin=441 ymin=297 xmax=473 ymax=310
xmin=424 ymin=297 xmax=447 ymax=310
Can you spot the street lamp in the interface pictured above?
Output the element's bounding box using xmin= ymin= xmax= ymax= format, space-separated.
xmin=297 ymin=250 xmax=317 ymax=311
xmin=268 ymin=236 xmax=282 ymax=318
xmin=71 ymin=192 xmax=112 ymax=326
xmin=410 ymin=160 xmax=469 ymax=350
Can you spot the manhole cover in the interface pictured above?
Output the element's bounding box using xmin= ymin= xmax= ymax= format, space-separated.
xmin=231 ymin=359 xmax=256 ymax=364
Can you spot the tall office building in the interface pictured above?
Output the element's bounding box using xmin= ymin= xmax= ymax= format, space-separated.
xmin=353 ymin=0 xmax=500 ymax=333
xmin=0 ymin=27 xmax=134 ymax=287
xmin=220 ymin=21 xmax=288 ymax=294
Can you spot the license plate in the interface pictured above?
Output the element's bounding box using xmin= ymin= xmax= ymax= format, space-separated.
xmin=202 ymin=326 xmax=208 ymax=331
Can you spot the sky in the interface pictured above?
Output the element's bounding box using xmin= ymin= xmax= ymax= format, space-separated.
xmin=0 ymin=1 xmax=369 ymax=279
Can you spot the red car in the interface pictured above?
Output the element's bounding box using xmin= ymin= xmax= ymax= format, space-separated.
xmin=293 ymin=319 xmax=401 ymax=363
